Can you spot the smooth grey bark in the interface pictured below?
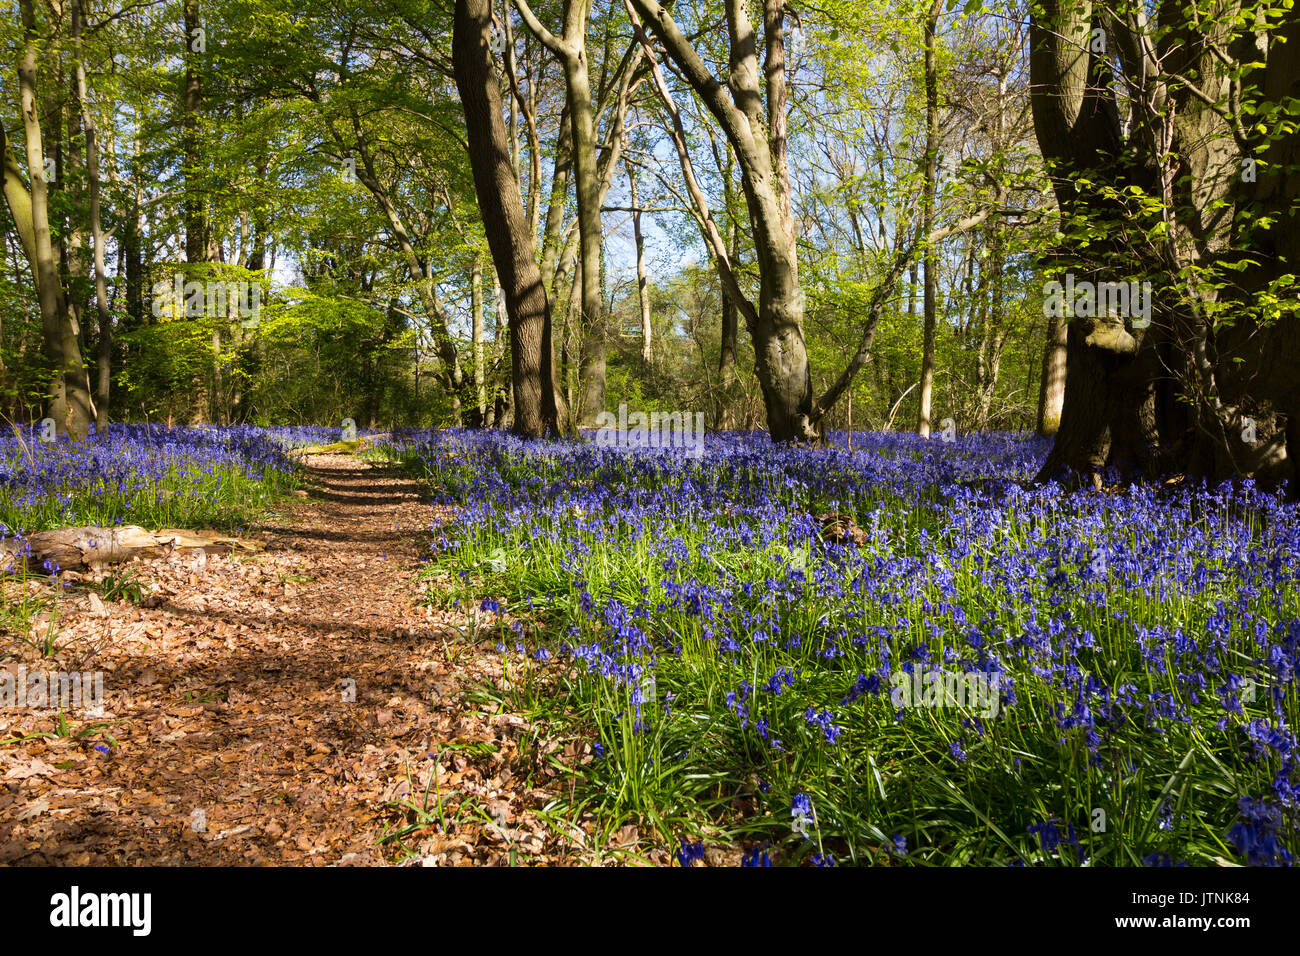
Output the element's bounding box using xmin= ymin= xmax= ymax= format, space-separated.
xmin=8 ymin=0 xmax=92 ymax=438
xmin=472 ymin=253 xmax=486 ymax=419
xmin=1037 ymin=311 xmax=1067 ymax=436
xmin=514 ymin=0 xmax=609 ymax=424
xmin=625 ymin=2 xmax=755 ymax=424
xmin=629 ymin=0 xmax=995 ymax=441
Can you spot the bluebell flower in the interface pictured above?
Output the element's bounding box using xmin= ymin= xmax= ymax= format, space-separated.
xmin=675 ymin=839 xmax=706 ymax=867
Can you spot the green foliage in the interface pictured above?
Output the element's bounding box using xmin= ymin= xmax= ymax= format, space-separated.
xmin=411 ymin=436 xmax=1299 ymax=865
xmin=95 ymin=568 xmax=149 ymax=605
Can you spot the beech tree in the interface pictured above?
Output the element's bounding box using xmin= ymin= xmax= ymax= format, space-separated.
xmin=627 ymin=0 xmax=819 ymax=441
xmin=2 ymin=0 xmax=93 ymax=438
xmin=915 ymin=0 xmax=942 ymax=438
xmin=625 ymin=0 xmax=1007 ymax=442
xmin=1030 ymin=0 xmax=1300 ymax=487
xmin=512 ymin=0 xmax=647 ymax=424
xmin=453 ymin=0 xmax=564 ymax=437
xmin=0 ymin=0 xmax=1066 ymax=436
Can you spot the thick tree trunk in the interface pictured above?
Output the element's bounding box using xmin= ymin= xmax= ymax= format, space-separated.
xmin=1028 ymin=3 xmax=1300 ymax=488
xmin=454 ymin=0 xmax=563 ymax=439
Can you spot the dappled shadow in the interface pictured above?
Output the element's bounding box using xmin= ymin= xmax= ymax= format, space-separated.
xmin=300 ymin=489 xmax=425 ymax=508
xmin=248 ymin=525 xmax=436 ymax=547
xmin=0 ymin=452 xmax=540 ymax=867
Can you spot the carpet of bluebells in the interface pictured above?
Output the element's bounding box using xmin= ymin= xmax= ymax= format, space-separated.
xmin=0 ymin=424 xmax=300 ymax=539
xmin=3 ymin=421 xmax=1295 ymax=865
xmin=403 ymin=428 xmax=1300 ymax=866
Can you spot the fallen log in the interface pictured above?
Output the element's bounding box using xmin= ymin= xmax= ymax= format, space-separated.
xmin=0 ymin=525 xmax=260 ymax=573
xmin=297 ymin=432 xmax=392 ymax=456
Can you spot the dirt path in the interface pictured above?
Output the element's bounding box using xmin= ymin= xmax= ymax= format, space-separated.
xmin=0 ymin=455 xmax=584 ymax=866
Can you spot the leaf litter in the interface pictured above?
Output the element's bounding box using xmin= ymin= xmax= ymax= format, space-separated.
xmin=0 ymin=455 xmax=615 ymax=866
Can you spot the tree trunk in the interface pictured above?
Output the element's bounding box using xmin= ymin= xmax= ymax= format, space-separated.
xmin=72 ymin=0 xmax=111 ymax=430
xmin=7 ymin=0 xmax=91 ymax=438
xmin=629 ymin=162 xmax=651 ymax=365
xmin=717 ymin=157 xmax=741 ymax=430
xmin=123 ymin=134 xmax=145 ymax=330
xmin=1037 ymin=311 xmax=1067 ymax=436
xmin=454 ymin=0 xmax=563 ymax=439
xmin=538 ymin=104 xmax=573 ymax=293
xmin=718 ymin=286 xmax=739 ymax=429
xmin=472 ymin=252 xmax=486 ymax=421
xmin=182 ymin=0 xmax=207 ymax=266
xmin=564 ymin=26 xmax=608 ymax=424
xmin=916 ymin=0 xmax=941 ymax=438
xmin=630 ymin=0 xmax=817 ymax=443
xmin=1026 ymin=3 xmax=1300 ymax=488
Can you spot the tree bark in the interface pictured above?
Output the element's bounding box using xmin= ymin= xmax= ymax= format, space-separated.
xmin=718 ymin=200 xmax=740 ymax=430
xmin=72 ymin=0 xmax=111 ymax=430
xmin=628 ymin=160 xmax=651 ymax=365
xmin=1025 ymin=3 xmax=1300 ymax=487
xmin=514 ymin=0 xmax=613 ymax=424
xmin=629 ymin=0 xmax=817 ymax=442
xmin=916 ymin=0 xmax=941 ymax=438
xmin=182 ymin=0 xmax=207 ymax=266
xmin=454 ymin=0 xmax=563 ymax=439
xmin=472 ymin=252 xmax=486 ymax=421
xmin=8 ymin=0 xmax=92 ymax=438
xmin=1037 ymin=310 xmax=1067 ymax=436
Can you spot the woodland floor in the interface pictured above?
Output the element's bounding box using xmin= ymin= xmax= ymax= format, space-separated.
xmin=0 ymin=455 xmax=648 ymax=866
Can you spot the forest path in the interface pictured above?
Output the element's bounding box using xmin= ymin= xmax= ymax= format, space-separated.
xmin=0 ymin=454 xmax=573 ymax=866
